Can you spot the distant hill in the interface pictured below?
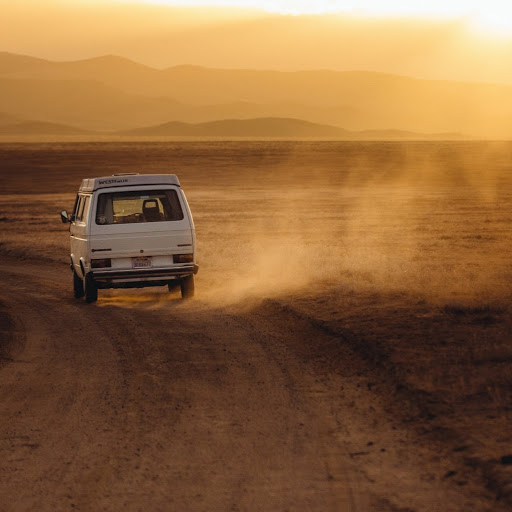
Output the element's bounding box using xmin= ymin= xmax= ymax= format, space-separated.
xmin=0 ymin=76 xmax=183 ymax=131
xmin=0 ymin=115 xmax=467 ymax=139
xmin=0 ymin=53 xmax=159 ymax=97
xmin=118 ymin=118 xmax=465 ymax=140
xmin=0 ymin=120 xmax=89 ymax=135
xmin=0 ymin=53 xmax=52 ymax=74
xmin=120 ymin=118 xmax=348 ymax=137
xmin=0 ymin=52 xmax=511 ymax=137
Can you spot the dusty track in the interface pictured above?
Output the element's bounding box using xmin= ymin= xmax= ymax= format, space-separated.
xmin=0 ymin=258 xmax=499 ymax=511
xmin=0 ymin=260 xmax=367 ymax=511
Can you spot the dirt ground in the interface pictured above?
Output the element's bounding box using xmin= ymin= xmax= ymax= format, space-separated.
xmin=1 ymin=141 xmax=512 ymax=511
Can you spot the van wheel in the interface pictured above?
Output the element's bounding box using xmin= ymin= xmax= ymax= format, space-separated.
xmin=180 ymin=275 xmax=195 ymax=299
xmin=73 ymin=270 xmax=85 ymax=299
xmin=84 ymin=275 xmax=98 ymax=303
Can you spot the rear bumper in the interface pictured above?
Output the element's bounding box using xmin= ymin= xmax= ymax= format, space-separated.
xmin=90 ymin=264 xmax=199 ymax=282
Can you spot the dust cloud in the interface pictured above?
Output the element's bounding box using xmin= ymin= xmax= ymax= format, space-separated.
xmin=188 ymin=141 xmax=512 ymax=307
xmin=1 ymin=141 xmax=511 ymax=309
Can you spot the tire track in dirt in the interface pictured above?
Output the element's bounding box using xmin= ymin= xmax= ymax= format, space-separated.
xmin=0 ymin=260 xmax=367 ymax=511
xmin=0 ymin=258 xmax=504 ymax=511
xmin=252 ymin=299 xmax=509 ymax=512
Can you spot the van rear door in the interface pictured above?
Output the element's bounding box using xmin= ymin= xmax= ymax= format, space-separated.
xmin=88 ymin=186 xmax=194 ymax=269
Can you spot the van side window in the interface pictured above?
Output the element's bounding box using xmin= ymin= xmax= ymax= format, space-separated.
xmin=81 ymin=196 xmax=90 ymax=222
xmin=74 ymin=196 xmax=83 ymax=222
xmin=75 ymin=195 xmax=87 ymax=222
xmin=72 ymin=194 xmax=80 ymax=219
xmin=95 ymin=189 xmax=184 ymax=225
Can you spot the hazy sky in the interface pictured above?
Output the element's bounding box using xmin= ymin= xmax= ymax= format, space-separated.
xmin=2 ymin=0 xmax=512 ymax=84
xmin=125 ymin=0 xmax=512 ymax=28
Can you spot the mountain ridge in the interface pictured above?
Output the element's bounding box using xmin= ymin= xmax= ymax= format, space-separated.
xmin=0 ymin=52 xmax=511 ymax=138
xmin=118 ymin=118 xmax=466 ymax=139
xmin=0 ymin=116 xmax=466 ymax=139
xmin=119 ymin=117 xmax=346 ymax=137
xmin=0 ymin=120 xmax=90 ymax=135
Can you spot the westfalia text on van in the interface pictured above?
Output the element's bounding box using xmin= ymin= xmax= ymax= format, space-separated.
xmin=60 ymin=173 xmax=198 ymax=303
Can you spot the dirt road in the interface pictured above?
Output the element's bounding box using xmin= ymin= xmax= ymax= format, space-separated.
xmin=0 ymin=258 xmax=497 ymax=512
xmin=0 ymin=259 xmax=366 ymax=511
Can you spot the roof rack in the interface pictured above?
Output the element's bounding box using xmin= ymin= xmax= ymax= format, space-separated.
xmin=79 ymin=174 xmax=181 ymax=192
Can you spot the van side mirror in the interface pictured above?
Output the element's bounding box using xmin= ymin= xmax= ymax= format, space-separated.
xmin=60 ymin=210 xmax=70 ymax=223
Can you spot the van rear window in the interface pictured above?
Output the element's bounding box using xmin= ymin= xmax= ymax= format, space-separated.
xmin=95 ymin=189 xmax=184 ymax=225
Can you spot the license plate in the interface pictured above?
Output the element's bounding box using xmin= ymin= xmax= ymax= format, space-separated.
xmin=132 ymin=256 xmax=152 ymax=268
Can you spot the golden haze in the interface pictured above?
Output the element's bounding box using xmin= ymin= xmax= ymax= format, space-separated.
xmin=1 ymin=0 xmax=512 ymax=138
xmin=1 ymin=0 xmax=511 ymax=84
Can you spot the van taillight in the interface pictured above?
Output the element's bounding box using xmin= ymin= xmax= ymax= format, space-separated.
xmin=91 ymin=258 xmax=112 ymax=268
xmin=173 ymin=254 xmax=193 ymax=264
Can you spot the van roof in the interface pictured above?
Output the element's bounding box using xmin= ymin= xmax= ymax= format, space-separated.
xmin=79 ymin=173 xmax=181 ymax=193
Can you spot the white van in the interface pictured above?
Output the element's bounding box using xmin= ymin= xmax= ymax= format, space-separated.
xmin=60 ymin=173 xmax=198 ymax=303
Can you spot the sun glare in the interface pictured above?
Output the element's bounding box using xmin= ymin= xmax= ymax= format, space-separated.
xmin=120 ymin=0 xmax=512 ymax=35
xmin=472 ymin=8 xmax=512 ymax=37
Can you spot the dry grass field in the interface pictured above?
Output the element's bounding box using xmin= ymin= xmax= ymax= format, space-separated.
xmin=1 ymin=140 xmax=512 ymax=510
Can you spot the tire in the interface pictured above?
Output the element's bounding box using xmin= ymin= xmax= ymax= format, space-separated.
xmin=84 ymin=275 xmax=98 ymax=303
xmin=180 ymin=275 xmax=195 ymax=299
xmin=73 ymin=270 xmax=85 ymax=299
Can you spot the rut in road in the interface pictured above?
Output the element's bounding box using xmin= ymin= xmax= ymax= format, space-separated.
xmin=0 ymin=260 xmax=495 ymax=511
xmin=0 ymin=261 xmax=369 ymax=511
